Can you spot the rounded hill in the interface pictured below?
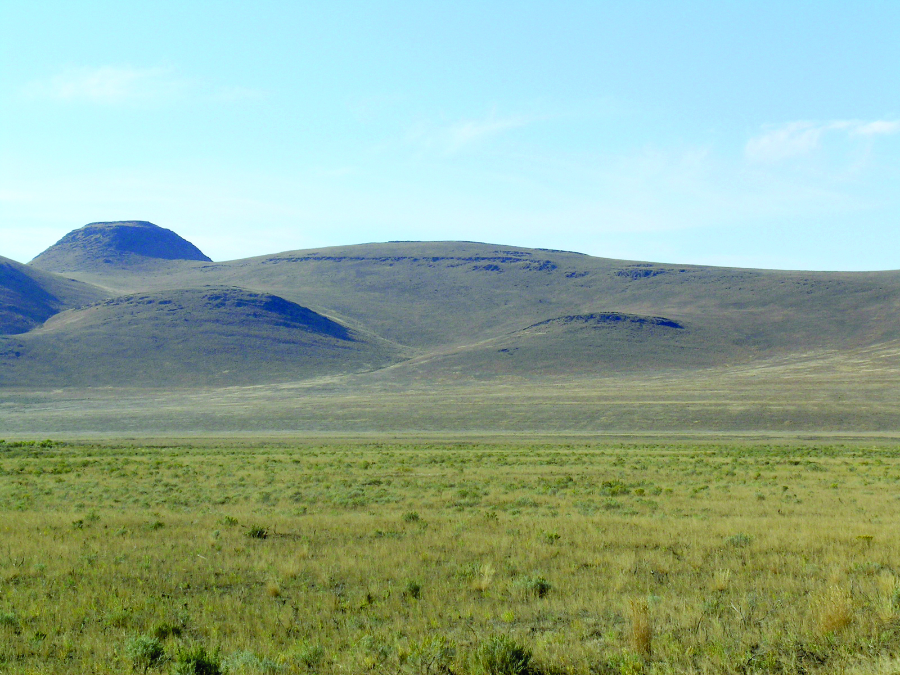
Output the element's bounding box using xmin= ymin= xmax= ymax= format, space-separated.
xmin=52 ymin=287 xmax=354 ymax=341
xmin=1 ymin=287 xmax=401 ymax=386
xmin=29 ymin=221 xmax=211 ymax=273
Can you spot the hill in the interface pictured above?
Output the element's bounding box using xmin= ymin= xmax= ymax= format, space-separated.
xmin=29 ymin=220 xmax=211 ymax=273
xmin=0 ymin=256 xmax=106 ymax=334
xmin=2 ymin=221 xmax=899 ymax=434
xmin=1 ymin=286 xmax=401 ymax=387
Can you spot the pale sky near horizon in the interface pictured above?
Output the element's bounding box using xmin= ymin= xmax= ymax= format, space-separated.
xmin=2 ymin=1 xmax=899 ymax=270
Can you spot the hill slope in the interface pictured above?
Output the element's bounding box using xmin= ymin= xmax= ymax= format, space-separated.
xmin=1 ymin=287 xmax=400 ymax=386
xmin=42 ymin=238 xmax=900 ymax=354
xmin=0 ymin=256 xmax=106 ymax=334
xmin=86 ymin=241 xmax=900 ymax=365
xmin=30 ymin=221 xmax=211 ymax=273
xmin=1 ymin=221 xmax=898 ymax=432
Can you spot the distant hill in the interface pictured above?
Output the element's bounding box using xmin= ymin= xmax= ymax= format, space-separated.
xmin=30 ymin=221 xmax=211 ymax=273
xmin=1 ymin=221 xmax=899 ymax=433
xmin=1 ymin=286 xmax=400 ymax=386
xmin=0 ymin=256 xmax=105 ymax=335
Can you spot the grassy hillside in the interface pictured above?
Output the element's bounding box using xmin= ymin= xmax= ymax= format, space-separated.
xmin=164 ymin=243 xmax=900 ymax=356
xmin=3 ymin=221 xmax=899 ymax=432
xmin=0 ymin=256 xmax=106 ymax=335
xmin=29 ymin=220 xmax=211 ymax=272
xmin=1 ymin=287 xmax=402 ymax=387
xmin=27 ymin=238 xmax=900 ymax=366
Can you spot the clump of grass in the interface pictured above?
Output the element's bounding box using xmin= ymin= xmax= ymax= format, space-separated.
xmin=818 ymin=584 xmax=854 ymax=635
xmin=540 ymin=530 xmax=560 ymax=544
xmin=725 ymin=533 xmax=752 ymax=548
xmin=628 ymin=598 xmax=652 ymax=658
xmin=125 ymin=635 xmax=165 ymax=672
xmin=410 ymin=635 xmax=455 ymax=675
xmin=223 ymin=650 xmax=281 ymax=673
xmin=404 ymin=580 xmax=422 ymax=599
xmin=0 ymin=611 xmax=20 ymax=631
xmin=886 ymin=576 xmax=900 ymax=608
xmin=600 ymin=479 xmax=630 ymax=496
xmin=515 ymin=575 xmax=551 ymax=599
xmin=402 ymin=511 xmax=421 ymax=523
xmin=471 ymin=635 xmax=533 ymax=675
xmin=293 ymin=641 xmax=325 ymax=670
xmin=150 ymin=620 xmax=182 ymax=640
xmin=246 ymin=525 xmax=268 ymax=539
xmin=472 ymin=563 xmax=496 ymax=594
xmin=712 ymin=568 xmax=732 ymax=592
xmin=172 ymin=644 xmax=222 ymax=675
xmin=594 ymin=652 xmax=644 ymax=675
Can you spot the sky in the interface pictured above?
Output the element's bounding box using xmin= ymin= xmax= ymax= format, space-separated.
xmin=1 ymin=1 xmax=899 ymax=270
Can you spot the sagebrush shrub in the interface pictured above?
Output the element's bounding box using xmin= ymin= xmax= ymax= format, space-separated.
xmin=471 ymin=635 xmax=533 ymax=675
xmin=171 ymin=644 xmax=222 ymax=675
xmin=125 ymin=635 xmax=164 ymax=672
xmin=725 ymin=533 xmax=752 ymax=548
xmin=293 ymin=641 xmax=325 ymax=669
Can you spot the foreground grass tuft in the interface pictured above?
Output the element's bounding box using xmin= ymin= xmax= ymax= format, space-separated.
xmin=125 ymin=635 xmax=165 ymax=672
xmin=472 ymin=635 xmax=534 ymax=675
xmin=172 ymin=644 xmax=222 ymax=675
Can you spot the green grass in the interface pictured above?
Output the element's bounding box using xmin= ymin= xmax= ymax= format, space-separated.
xmin=1 ymin=439 xmax=900 ymax=673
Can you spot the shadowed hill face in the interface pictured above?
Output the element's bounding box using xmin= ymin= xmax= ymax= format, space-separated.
xmin=29 ymin=221 xmax=211 ymax=272
xmin=0 ymin=256 xmax=107 ymax=334
xmin=0 ymin=287 xmax=400 ymax=386
xmin=63 ymin=288 xmax=354 ymax=341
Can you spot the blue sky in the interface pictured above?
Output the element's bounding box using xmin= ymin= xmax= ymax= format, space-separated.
xmin=2 ymin=1 xmax=899 ymax=270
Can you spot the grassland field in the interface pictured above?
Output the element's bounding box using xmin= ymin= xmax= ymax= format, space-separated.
xmin=1 ymin=438 xmax=900 ymax=674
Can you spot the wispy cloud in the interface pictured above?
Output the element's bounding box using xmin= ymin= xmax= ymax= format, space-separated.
xmin=406 ymin=111 xmax=534 ymax=154
xmin=445 ymin=114 xmax=530 ymax=150
xmin=851 ymin=120 xmax=900 ymax=136
xmin=746 ymin=119 xmax=900 ymax=162
xmin=745 ymin=121 xmax=830 ymax=162
xmin=24 ymin=66 xmax=185 ymax=104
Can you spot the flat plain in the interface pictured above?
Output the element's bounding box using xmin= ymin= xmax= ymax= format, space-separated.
xmin=2 ymin=438 xmax=899 ymax=674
